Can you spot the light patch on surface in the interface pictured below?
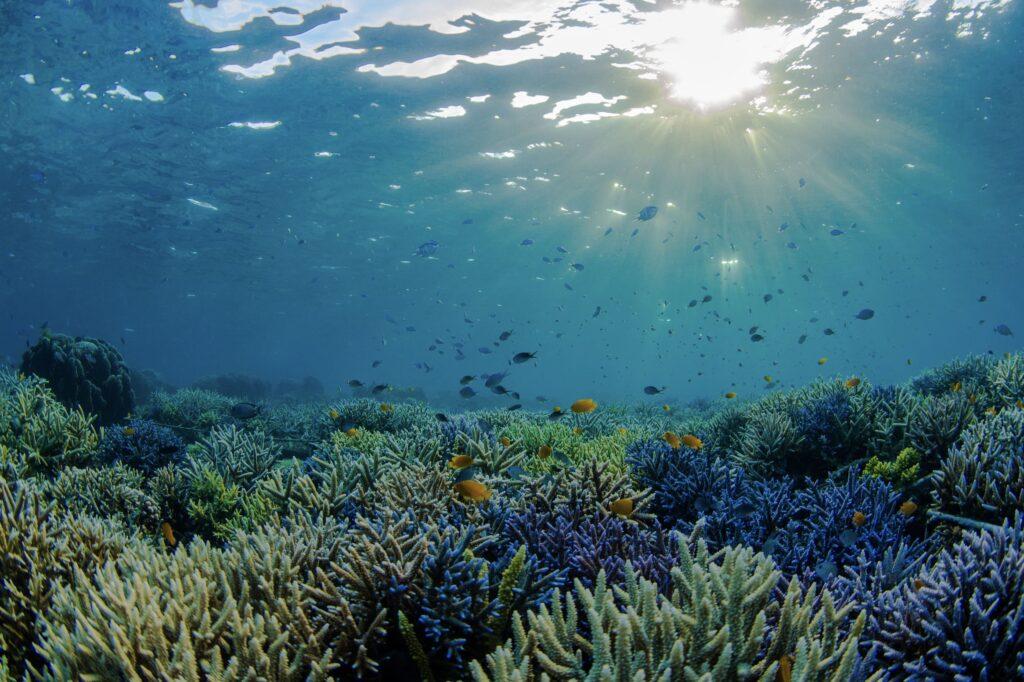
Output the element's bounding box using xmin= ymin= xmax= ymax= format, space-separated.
xmin=143 ymin=91 xmax=165 ymax=102
xmin=479 ymin=150 xmax=518 ymax=159
xmin=467 ymin=94 xmax=491 ymax=102
xmin=228 ymin=120 xmax=283 ymax=130
xmin=543 ymin=92 xmax=626 ymax=120
xmin=106 ymin=85 xmax=143 ymax=101
xmin=20 ymin=73 xmax=35 ymax=85
xmin=511 ymin=91 xmax=549 ymax=108
xmin=408 ymin=105 xmax=467 ymax=120
xmin=211 ymin=44 xmax=242 ymax=53
xmin=187 ymin=198 xmax=219 ymax=211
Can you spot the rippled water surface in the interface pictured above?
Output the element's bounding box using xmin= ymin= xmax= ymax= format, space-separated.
xmin=1 ymin=0 xmax=1022 ymax=403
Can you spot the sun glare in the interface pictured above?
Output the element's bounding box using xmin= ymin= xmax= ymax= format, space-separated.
xmin=650 ymin=3 xmax=786 ymax=110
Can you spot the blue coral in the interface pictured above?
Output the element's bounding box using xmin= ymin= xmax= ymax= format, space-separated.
xmin=871 ymin=517 xmax=1024 ymax=679
xmin=95 ymin=418 xmax=185 ymax=473
xmin=501 ymin=504 xmax=676 ymax=591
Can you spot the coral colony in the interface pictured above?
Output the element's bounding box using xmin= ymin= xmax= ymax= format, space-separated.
xmin=2 ymin=337 xmax=1024 ymax=680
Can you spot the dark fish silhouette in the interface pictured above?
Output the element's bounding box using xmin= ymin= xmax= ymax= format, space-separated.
xmin=230 ymin=402 xmax=261 ymax=420
xmin=637 ymin=206 xmax=658 ymax=221
xmin=855 ymin=309 xmax=875 ymax=320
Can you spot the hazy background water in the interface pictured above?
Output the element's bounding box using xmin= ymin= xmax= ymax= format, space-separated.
xmin=1 ymin=0 xmax=1021 ymax=407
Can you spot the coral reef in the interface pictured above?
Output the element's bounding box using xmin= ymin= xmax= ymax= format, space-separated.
xmin=20 ymin=332 xmax=134 ymax=425
xmin=2 ymin=351 xmax=1024 ymax=680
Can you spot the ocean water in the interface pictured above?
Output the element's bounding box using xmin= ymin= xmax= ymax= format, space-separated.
xmin=4 ymin=3 xmax=1024 ymax=679
xmin=2 ymin=0 xmax=1021 ymax=406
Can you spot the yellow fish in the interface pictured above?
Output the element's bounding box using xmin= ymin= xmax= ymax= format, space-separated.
xmin=1016 ymin=400 xmax=1023 ymax=409
xmin=500 ymin=436 xmax=512 ymax=447
xmin=817 ymin=357 xmax=828 ymax=366
xmin=329 ymin=409 xmax=340 ymax=421
xmin=161 ymin=521 xmax=177 ymax=547
xmin=617 ymin=427 xmax=629 ymax=436
xmin=449 ymin=454 xmax=473 ymax=469
xmin=985 ymin=406 xmax=998 ymax=416
xmin=552 ymin=406 xmax=563 ymax=414
xmin=968 ymin=394 xmax=977 ymax=404
xmin=778 ymin=654 xmax=794 ymax=682
xmin=573 ymin=426 xmax=583 ymax=435
xmin=724 ymin=391 xmax=737 ymax=400
xmin=346 ymin=427 xmax=359 ymax=437
xmin=123 ymin=427 xmax=135 ymax=436
xmin=899 ymin=500 xmax=918 ymax=516
xmin=663 ymin=432 xmax=681 ymax=449
xmin=17 ymin=372 xmax=26 ymax=382
xmin=662 ymin=404 xmax=671 ymax=412
xmin=609 ymin=498 xmax=634 ymax=518
xmin=950 ymin=381 xmax=962 ymax=393
xmin=681 ymin=434 xmax=703 ymax=450
xmin=380 ymin=402 xmax=393 ymax=413
xmin=454 ymin=479 xmax=492 ymax=502
xmin=537 ymin=445 xmax=552 ymax=460
xmin=571 ymin=398 xmax=598 ymax=414
xmin=763 ymin=375 xmax=772 ymax=383
xmin=845 ymin=377 xmax=860 ymax=389
xmin=851 ymin=511 xmax=867 ymax=527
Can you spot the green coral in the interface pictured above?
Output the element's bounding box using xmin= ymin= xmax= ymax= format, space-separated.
xmin=863 ymin=447 xmax=921 ymax=486
xmin=471 ymin=529 xmax=867 ymax=681
xmin=185 ymin=466 xmax=272 ymax=542
xmin=0 ymin=379 xmax=99 ymax=477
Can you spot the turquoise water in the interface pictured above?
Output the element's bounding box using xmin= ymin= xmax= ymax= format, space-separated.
xmin=2 ymin=0 xmax=1022 ymax=406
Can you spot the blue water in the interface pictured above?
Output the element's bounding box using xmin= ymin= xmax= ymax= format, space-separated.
xmin=2 ymin=0 xmax=1022 ymax=407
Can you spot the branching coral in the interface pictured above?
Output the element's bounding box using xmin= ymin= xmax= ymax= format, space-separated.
xmin=0 ymin=379 xmax=99 ymax=476
xmin=471 ymin=529 xmax=868 ymax=681
xmin=932 ymin=407 xmax=1024 ymax=524
xmin=96 ymin=418 xmax=186 ymax=473
xmin=870 ymin=517 xmax=1024 ymax=679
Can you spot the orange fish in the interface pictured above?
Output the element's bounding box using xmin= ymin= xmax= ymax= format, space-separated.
xmin=663 ymin=432 xmax=682 ymax=449
xmin=161 ymin=521 xmax=176 ymax=547
xmin=845 ymin=377 xmax=861 ymax=388
xmin=899 ymin=500 xmax=918 ymax=516
xmin=609 ymin=498 xmax=634 ymax=518
xmin=571 ymin=398 xmax=598 ymax=414
xmin=681 ymin=434 xmax=703 ymax=450
xmin=500 ymin=436 xmax=512 ymax=447
xmin=449 ymin=454 xmax=473 ymax=469
xmin=778 ymin=654 xmax=793 ymax=682
xmin=724 ymin=391 xmax=737 ymax=399
xmin=537 ymin=445 xmax=552 ymax=459
xmin=914 ymin=579 xmax=925 ymax=590
xmin=454 ymin=479 xmax=491 ymax=502
xmin=851 ymin=511 xmax=867 ymax=527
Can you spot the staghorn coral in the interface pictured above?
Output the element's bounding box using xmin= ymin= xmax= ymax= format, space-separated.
xmin=145 ymin=388 xmax=234 ymax=432
xmin=34 ymin=518 xmax=356 ymax=681
xmin=989 ymin=352 xmax=1024 ymax=407
xmin=0 ymin=379 xmax=99 ymax=477
xmin=870 ymin=516 xmax=1024 ymax=679
xmin=33 ymin=463 xmax=160 ymax=532
xmin=932 ymin=407 xmax=1024 ymax=524
xmin=471 ymin=528 xmax=868 ymax=681
xmin=863 ymin=446 xmax=921 ymax=487
xmin=95 ymin=417 xmax=186 ymax=473
xmin=20 ymin=332 xmax=134 ymax=425
xmin=185 ymin=424 xmax=280 ymax=490
xmin=908 ymin=393 xmax=976 ymax=465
